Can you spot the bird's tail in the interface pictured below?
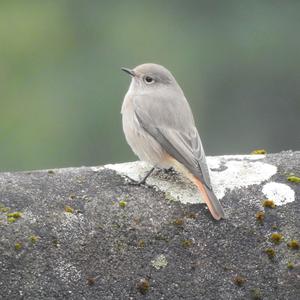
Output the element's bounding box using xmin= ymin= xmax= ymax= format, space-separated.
xmin=193 ymin=178 xmax=225 ymax=220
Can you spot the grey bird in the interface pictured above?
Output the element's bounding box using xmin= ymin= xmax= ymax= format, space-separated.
xmin=121 ymin=63 xmax=225 ymax=220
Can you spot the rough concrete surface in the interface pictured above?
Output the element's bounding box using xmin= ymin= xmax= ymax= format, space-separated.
xmin=0 ymin=151 xmax=299 ymax=300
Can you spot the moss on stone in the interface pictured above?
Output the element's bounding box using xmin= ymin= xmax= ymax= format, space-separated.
xmin=287 ymin=240 xmax=299 ymax=250
xmin=137 ymin=278 xmax=150 ymax=295
xmin=15 ymin=242 xmax=23 ymax=251
xmin=256 ymin=211 xmax=265 ymax=223
xmin=265 ymin=248 xmax=275 ymax=259
xmin=287 ymin=175 xmax=300 ymax=183
xmin=233 ymin=275 xmax=246 ymax=286
xmin=262 ymin=199 xmax=276 ymax=208
xmin=119 ymin=200 xmax=127 ymax=208
xmin=251 ymin=149 xmax=266 ymax=155
xmin=270 ymin=232 xmax=283 ymax=244
xmin=64 ymin=205 xmax=74 ymax=213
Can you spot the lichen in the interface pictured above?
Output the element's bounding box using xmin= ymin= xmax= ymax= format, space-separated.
xmin=265 ymin=248 xmax=275 ymax=259
xmin=256 ymin=211 xmax=265 ymax=223
xmin=119 ymin=200 xmax=127 ymax=208
xmin=151 ymin=254 xmax=168 ymax=270
xmin=15 ymin=242 xmax=22 ymax=251
xmin=287 ymin=175 xmax=300 ymax=183
xmin=137 ymin=278 xmax=150 ymax=295
xmin=251 ymin=149 xmax=266 ymax=155
xmin=287 ymin=261 xmax=294 ymax=269
xmin=262 ymin=199 xmax=276 ymax=208
xmin=270 ymin=232 xmax=283 ymax=244
xmin=64 ymin=205 xmax=74 ymax=213
xmin=287 ymin=239 xmax=299 ymax=250
xmin=233 ymin=275 xmax=246 ymax=286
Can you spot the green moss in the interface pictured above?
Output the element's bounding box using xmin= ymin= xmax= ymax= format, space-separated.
xmin=137 ymin=278 xmax=150 ymax=295
xmin=7 ymin=212 xmax=22 ymax=218
xmin=251 ymin=288 xmax=262 ymax=300
xmin=287 ymin=175 xmax=300 ymax=183
xmin=185 ymin=212 xmax=197 ymax=219
xmin=287 ymin=239 xmax=299 ymax=250
xmin=233 ymin=275 xmax=246 ymax=286
xmin=251 ymin=149 xmax=267 ymax=155
xmin=137 ymin=239 xmax=145 ymax=248
xmin=119 ymin=200 xmax=127 ymax=208
xmin=29 ymin=235 xmax=39 ymax=243
xmin=64 ymin=205 xmax=74 ymax=213
xmin=0 ymin=206 xmax=9 ymax=213
xmin=7 ymin=217 xmax=16 ymax=223
xmin=270 ymin=232 xmax=283 ymax=244
xmin=256 ymin=211 xmax=265 ymax=223
xmin=173 ymin=218 xmax=184 ymax=226
xmin=262 ymin=199 xmax=276 ymax=208
xmin=15 ymin=242 xmax=22 ymax=251
xmin=265 ymin=248 xmax=275 ymax=259
xmin=287 ymin=261 xmax=294 ymax=269
xmin=87 ymin=277 xmax=96 ymax=286
xmin=181 ymin=239 xmax=193 ymax=248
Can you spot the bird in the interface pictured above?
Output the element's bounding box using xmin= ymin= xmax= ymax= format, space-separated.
xmin=121 ymin=63 xmax=225 ymax=220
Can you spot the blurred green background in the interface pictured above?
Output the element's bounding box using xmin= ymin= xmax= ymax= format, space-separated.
xmin=1 ymin=0 xmax=299 ymax=172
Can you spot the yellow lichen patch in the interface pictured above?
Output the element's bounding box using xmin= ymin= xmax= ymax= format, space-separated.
xmin=265 ymin=248 xmax=275 ymax=259
xmin=262 ymin=199 xmax=276 ymax=208
xmin=15 ymin=242 xmax=23 ymax=251
xmin=64 ymin=205 xmax=74 ymax=213
xmin=29 ymin=235 xmax=39 ymax=243
xmin=119 ymin=200 xmax=127 ymax=208
xmin=287 ymin=175 xmax=300 ymax=183
xmin=137 ymin=278 xmax=150 ymax=295
xmin=233 ymin=275 xmax=246 ymax=286
xmin=287 ymin=261 xmax=294 ymax=269
xmin=270 ymin=233 xmax=283 ymax=244
xmin=251 ymin=149 xmax=267 ymax=155
xmin=256 ymin=211 xmax=265 ymax=223
xmin=287 ymin=239 xmax=299 ymax=250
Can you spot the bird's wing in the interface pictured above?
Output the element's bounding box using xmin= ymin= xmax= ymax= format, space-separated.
xmin=134 ymin=93 xmax=212 ymax=189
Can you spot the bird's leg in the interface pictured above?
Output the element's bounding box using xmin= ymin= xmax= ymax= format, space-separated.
xmin=125 ymin=167 xmax=155 ymax=186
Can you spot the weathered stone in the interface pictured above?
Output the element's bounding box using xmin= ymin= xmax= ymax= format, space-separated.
xmin=0 ymin=151 xmax=299 ymax=299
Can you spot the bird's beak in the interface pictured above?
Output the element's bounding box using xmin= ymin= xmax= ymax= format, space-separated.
xmin=121 ymin=67 xmax=135 ymax=77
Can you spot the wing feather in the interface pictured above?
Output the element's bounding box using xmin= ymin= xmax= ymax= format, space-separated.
xmin=134 ymin=93 xmax=212 ymax=189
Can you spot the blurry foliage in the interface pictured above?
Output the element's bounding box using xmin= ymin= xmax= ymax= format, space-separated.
xmin=0 ymin=0 xmax=299 ymax=171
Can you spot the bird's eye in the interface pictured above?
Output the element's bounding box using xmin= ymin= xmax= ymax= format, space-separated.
xmin=144 ymin=76 xmax=154 ymax=84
